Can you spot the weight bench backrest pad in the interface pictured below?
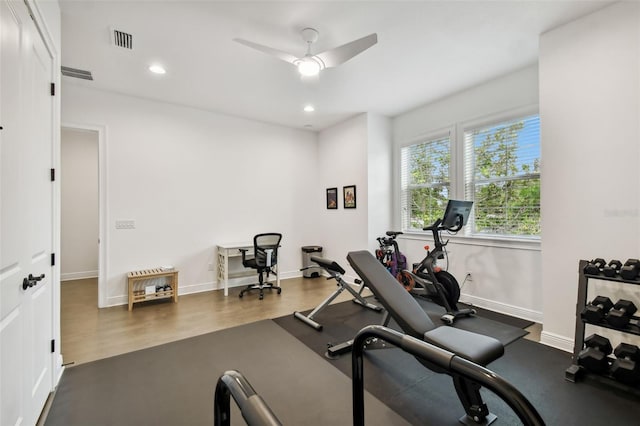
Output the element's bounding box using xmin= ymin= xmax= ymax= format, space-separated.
xmin=347 ymin=250 xmax=436 ymax=338
xmin=347 ymin=250 xmax=504 ymax=366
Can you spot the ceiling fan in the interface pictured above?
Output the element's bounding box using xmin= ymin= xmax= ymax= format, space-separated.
xmin=234 ymin=28 xmax=377 ymax=77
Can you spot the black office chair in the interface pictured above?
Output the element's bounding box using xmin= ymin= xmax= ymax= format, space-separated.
xmin=238 ymin=233 xmax=282 ymax=300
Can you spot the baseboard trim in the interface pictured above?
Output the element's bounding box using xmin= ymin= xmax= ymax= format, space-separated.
xmin=105 ymin=271 xmax=304 ymax=307
xmin=460 ymin=293 xmax=543 ymax=324
xmin=540 ymin=331 xmax=574 ymax=353
xmin=61 ymin=270 xmax=98 ymax=281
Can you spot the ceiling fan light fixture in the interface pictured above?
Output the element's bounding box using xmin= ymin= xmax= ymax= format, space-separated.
xmin=295 ymin=56 xmax=322 ymax=77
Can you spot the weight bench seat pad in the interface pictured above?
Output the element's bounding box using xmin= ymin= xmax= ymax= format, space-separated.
xmin=347 ymin=250 xmax=504 ymax=366
xmin=424 ymin=327 xmax=504 ymax=366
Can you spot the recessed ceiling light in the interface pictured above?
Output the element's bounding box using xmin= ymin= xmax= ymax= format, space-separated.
xmin=149 ymin=64 xmax=166 ymax=75
xmin=304 ymin=105 xmax=315 ymax=112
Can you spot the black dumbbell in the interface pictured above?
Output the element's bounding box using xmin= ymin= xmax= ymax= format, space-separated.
xmin=578 ymin=334 xmax=612 ymax=373
xmin=620 ymin=259 xmax=640 ymax=280
xmin=603 ymin=260 xmax=622 ymax=277
xmin=606 ymin=299 xmax=638 ymax=328
xmin=584 ymin=258 xmax=606 ymax=275
xmin=581 ymin=296 xmax=614 ymax=323
xmin=611 ymin=343 xmax=640 ymax=384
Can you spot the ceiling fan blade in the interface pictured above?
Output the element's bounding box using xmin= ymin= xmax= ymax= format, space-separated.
xmin=233 ymin=38 xmax=299 ymax=64
xmin=315 ymin=33 xmax=377 ymax=68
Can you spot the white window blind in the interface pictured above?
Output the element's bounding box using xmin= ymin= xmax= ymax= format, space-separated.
xmin=400 ymin=134 xmax=451 ymax=231
xmin=464 ymin=114 xmax=540 ymax=237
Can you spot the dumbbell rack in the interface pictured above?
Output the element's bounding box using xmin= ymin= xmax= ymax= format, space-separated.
xmin=565 ymin=259 xmax=640 ymax=395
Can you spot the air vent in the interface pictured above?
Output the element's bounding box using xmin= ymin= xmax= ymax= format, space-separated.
xmin=112 ymin=29 xmax=133 ymax=49
xmin=61 ymin=66 xmax=93 ymax=81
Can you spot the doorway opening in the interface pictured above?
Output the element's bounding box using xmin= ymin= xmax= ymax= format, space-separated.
xmin=60 ymin=125 xmax=106 ymax=309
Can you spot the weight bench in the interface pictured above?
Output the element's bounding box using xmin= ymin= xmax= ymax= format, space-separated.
xmin=294 ymin=256 xmax=382 ymax=330
xmin=346 ymin=250 xmax=507 ymax=425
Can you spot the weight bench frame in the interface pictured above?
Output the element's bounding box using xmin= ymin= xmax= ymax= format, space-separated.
xmin=343 ymin=250 xmax=513 ymax=425
xmin=294 ymin=256 xmax=382 ymax=330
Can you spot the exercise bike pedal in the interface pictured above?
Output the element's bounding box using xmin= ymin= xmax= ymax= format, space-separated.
xmin=441 ymin=314 xmax=455 ymax=325
xmin=441 ymin=308 xmax=476 ymax=325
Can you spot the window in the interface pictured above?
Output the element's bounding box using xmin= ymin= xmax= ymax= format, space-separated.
xmin=400 ymin=134 xmax=451 ymax=231
xmin=464 ymin=114 xmax=540 ymax=237
xmin=399 ymin=112 xmax=540 ymax=239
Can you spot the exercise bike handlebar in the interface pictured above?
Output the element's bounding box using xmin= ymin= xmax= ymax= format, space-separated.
xmin=423 ymin=217 xmax=461 ymax=233
xmin=352 ymin=326 xmax=545 ymax=426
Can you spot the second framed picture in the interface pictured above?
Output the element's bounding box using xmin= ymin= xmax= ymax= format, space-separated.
xmin=343 ymin=185 xmax=356 ymax=209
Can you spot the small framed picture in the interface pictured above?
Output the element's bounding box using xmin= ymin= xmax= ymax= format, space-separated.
xmin=326 ymin=187 xmax=338 ymax=209
xmin=343 ymin=185 xmax=356 ymax=209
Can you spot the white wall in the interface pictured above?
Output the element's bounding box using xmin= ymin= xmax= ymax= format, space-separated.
xmin=61 ymin=83 xmax=319 ymax=306
xmin=367 ymin=113 xmax=393 ymax=251
xmin=314 ymin=113 xmax=392 ymax=279
xmin=392 ymin=65 xmax=543 ymax=322
xmin=539 ymin=2 xmax=640 ymax=350
xmin=316 ymin=114 xmax=370 ymax=279
xmin=61 ymin=128 xmax=99 ymax=280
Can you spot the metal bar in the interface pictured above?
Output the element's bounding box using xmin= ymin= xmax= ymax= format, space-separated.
xmin=214 ymin=370 xmax=282 ymax=426
xmin=352 ymin=325 xmax=544 ymax=426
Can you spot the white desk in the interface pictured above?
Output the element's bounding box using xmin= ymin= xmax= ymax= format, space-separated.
xmin=216 ymin=242 xmax=280 ymax=296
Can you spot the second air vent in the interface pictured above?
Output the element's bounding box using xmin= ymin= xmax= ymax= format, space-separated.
xmin=113 ymin=29 xmax=133 ymax=49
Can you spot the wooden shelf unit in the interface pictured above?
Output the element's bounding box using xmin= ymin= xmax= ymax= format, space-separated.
xmin=127 ymin=268 xmax=179 ymax=311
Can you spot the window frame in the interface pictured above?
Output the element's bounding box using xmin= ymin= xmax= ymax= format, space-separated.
xmin=460 ymin=106 xmax=540 ymax=240
xmin=396 ymin=105 xmax=540 ymax=246
xmin=398 ymin=127 xmax=453 ymax=232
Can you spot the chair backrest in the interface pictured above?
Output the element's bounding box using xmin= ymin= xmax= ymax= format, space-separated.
xmin=347 ymin=250 xmax=436 ymax=339
xmin=253 ymin=233 xmax=282 ymax=268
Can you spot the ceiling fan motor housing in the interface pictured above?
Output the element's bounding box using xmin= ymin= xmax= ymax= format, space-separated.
xmin=301 ymin=28 xmax=319 ymax=44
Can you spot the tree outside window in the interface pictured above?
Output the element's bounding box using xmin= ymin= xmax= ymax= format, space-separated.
xmin=465 ymin=115 xmax=540 ymax=237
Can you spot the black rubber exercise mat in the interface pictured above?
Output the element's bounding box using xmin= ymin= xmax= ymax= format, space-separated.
xmin=44 ymin=320 xmax=408 ymax=426
xmin=273 ymin=299 xmax=640 ymax=425
xmin=273 ymin=295 xmax=529 ymax=364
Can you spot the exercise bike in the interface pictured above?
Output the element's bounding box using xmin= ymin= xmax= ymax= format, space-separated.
xmin=397 ymin=200 xmax=476 ymax=325
xmin=375 ymin=231 xmax=407 ymax=277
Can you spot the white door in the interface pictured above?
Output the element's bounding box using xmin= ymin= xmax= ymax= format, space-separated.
xmin=1 ymin=1 xmax=55 ymax=425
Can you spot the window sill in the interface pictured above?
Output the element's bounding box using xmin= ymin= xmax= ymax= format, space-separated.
xmin=398 ymin=231 xmax=541 ymax=251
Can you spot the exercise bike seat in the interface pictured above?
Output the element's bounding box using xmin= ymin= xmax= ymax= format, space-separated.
xmin=347 ymin=250 xmax=503 ymax=366
xmin=310 ymin=256 xmax=345 ymax=274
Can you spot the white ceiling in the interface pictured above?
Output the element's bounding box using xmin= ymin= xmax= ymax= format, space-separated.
xmin=59 ymin=0 xmax=611 ymax=131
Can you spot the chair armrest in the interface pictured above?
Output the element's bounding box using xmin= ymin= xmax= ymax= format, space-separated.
xmin=265 ymin=248 xmax=273 ymax=267
xmin=239 ymin=248 xmax=249 ymax=262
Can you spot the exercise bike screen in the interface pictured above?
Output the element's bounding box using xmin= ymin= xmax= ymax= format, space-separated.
xmin=442 ymin=200 xmax=473 ymax=228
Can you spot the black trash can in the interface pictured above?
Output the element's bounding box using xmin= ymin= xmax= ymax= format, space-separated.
xmin=301 ymin=246 xmax=323 ymax=278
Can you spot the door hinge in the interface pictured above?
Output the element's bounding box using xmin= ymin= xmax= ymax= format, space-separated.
xmin=50 ymin=168 xmax=55 ymax=181
xmin=51 ymin=339 xmax=55 ymax=353
xmin=51 ymin=253 xmax=55 ymax=266
xmin=50 ymin=83 xmax=55 ymax=96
